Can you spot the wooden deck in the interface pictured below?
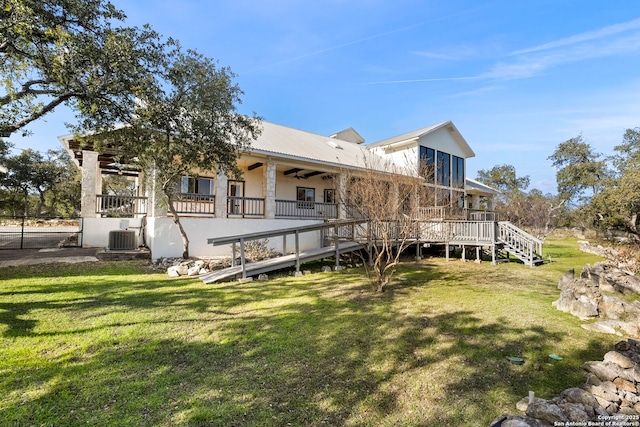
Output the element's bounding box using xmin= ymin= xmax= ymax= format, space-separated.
xmin=200 ymin=218 xmax=544 ymax=283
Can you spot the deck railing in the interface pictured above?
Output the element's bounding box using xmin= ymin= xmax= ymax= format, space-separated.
xmin=419 ymin=220 xmax=496 ymax=244
xmin=96 ymin=195 xmax=147 ymax=217
xmin=417 ymin=206 xmax=446 ymax=219
xmin=227 ymin=196 xmax=265 ymax=218
xmin=275 ymin=200 xmax=338 ymax=219
xmin=173 ymin=193 xmax=215 ymax=215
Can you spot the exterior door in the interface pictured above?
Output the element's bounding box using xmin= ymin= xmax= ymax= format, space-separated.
xmin=228 ymin=181 xmax=245 ymax=214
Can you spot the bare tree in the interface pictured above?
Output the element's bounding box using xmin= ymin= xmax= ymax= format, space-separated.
xmin=338 ymin=159 xmax=432 ymax=292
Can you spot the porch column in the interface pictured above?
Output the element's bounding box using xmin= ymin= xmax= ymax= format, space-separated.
xmin=80 ymin=150 xmax=101 ymax=218
xmin=263 ymin=161 xmax=276 ymax=219
xmin=146 ymin=166 xmax=167 ymax=217
xmin=468 ymin=194 xmax=479 ymax=210
xmin=337 ymin=173 xmax=347 ymax=220
xmin=215 ymin=172 xmax=228 ymax=218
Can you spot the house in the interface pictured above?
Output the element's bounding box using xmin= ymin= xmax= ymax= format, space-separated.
xmin=59 ymin=120 xmax=539 ymax=265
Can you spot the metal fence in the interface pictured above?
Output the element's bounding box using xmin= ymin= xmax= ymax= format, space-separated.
xmin=0 ymin=216 xmax=83 ymax=249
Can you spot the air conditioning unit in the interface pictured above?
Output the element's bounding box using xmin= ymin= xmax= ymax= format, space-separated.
xmin=108 ymin=230 xmax=137 ymax=250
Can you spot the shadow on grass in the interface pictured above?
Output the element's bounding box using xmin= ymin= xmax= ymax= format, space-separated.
xmin=0 ymin=263 xmax=619 ymax=426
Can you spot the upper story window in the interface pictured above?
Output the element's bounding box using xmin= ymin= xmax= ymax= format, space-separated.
xmin=436 ymin=151 xmax=450 ymax=187
xmin=419 ymin=146 xmax=435 ymax=181
xmin=452 ymin=155 xmax=464 ymax=189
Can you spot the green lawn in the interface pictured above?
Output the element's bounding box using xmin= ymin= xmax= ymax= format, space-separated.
xmin=0 ymin=238 xmax=620 ymax=426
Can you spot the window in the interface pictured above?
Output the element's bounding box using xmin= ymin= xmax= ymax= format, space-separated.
xmin=181 ymin=176 xmax=195 ymax=194
xmin=297 ymin=187 xmax=315 ymax=209
xmin=419 ymin=146 xmax=435 ymax=182
xmin=451 ymin=156 xmax=464 ymax=189
xmin=324 ymin=189 xmax=335 ymax=204
xmin=180 ymin=176 xmax=214 ymax=199
xmin=437 ymin=151 xmax=450 ymax=187
xmin=198 ymin=177 xmax=215 ymax=196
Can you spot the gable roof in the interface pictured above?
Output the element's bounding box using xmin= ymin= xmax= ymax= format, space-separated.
xmin=330 ymin=127 xmax=365 ymax=144
xmin=247 ymin=121 xmax=384 ymax=171
xmin=367 ymin=120 xmax=475 ymax=158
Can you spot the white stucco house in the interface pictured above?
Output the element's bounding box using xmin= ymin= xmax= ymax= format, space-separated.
xmin=60 ymin=119 xmax=539 ymax=265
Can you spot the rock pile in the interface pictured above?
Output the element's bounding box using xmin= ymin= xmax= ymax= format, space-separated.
xmin=156 ymin=257 xmax=233 ymax=277
xmin=553 ymin=262 xmax=640 ymax=338
xmin=493 ymin=339 xmax=640 ymax=426
xmin=158 ymin=256 xmax=346 ymax=278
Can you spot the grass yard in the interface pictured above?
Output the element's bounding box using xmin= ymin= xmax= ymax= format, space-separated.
xmin=0 ymin=238 xmax=622 ymax=426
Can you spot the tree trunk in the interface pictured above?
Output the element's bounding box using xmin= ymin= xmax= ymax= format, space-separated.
xmin=36 ymin=192 xmax=46 ymax=218
xmin=165 ymin=190 xmax=190 ymax=259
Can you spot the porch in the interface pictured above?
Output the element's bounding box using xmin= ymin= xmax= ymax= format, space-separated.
xmin=95 ymin=193 xmax=496 ymax=222
xmin=95 ymin=194 xmax=340 ymax=219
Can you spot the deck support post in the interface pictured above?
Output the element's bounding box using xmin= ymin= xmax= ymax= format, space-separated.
xmin=491 ymin=244 xmax=496 ymax=265
xmin=445 ymin=243 xmax=450 ymax=262
xmin=476 ymin=246 xmax=481 ymax=263
xmin=462 ymin=245 xmax=466 ymax=262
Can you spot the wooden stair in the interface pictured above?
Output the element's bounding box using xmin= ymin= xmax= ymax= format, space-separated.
xmin=496 ymin=221 xmax=544 ymax=266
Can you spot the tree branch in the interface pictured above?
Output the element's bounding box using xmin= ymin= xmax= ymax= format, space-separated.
xmin=2 ymin=92 xmax=77 ymax=135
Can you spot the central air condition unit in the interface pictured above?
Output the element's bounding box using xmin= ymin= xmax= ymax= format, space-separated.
xmin=108 ymin=230 xmax=137 ymax=250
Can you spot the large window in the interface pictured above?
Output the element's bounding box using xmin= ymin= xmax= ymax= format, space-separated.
xmin=180 ymin=176 xmax=214 ymax=198
xmin=297 ymin=187 xmax=315 ymax=209
xmin=419 ymin=146 xmax=435 ymax=182
xmin=451 ymin=155 xmax=464 ymax=189
xmin=437 ymin=151 xmax=450 ymax=187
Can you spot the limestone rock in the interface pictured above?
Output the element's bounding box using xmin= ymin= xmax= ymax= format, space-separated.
xmin=581 ymin=322 xmax=621 ymax=336
xmin=525 ymin=401 xmax=568 ymax=424
xmin=559 ymin=387 xmax=599 ymax=409
xmin=582 ymin=362 xmax=621 ymax=382
xmin=604 ymin=351 xmax=635 ymax=369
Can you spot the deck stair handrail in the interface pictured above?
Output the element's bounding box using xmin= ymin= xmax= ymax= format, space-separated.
xmin=205 ymin=219 xmax=367 ymax=280
xmin=496 ymin=221 xmax=543 ymax=266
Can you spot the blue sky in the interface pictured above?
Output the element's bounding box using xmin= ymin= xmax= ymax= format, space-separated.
xmin=8 ymin=0 xmax=640 ymax=193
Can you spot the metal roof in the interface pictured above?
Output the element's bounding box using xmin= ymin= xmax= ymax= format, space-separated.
xmin=465 ymin=177 xmax=500 ymax=195
xmin=247 ymin=121 xmax=385 ymax=171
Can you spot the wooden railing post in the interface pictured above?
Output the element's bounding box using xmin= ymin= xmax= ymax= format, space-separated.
xmin=231 ymin=242 xmax=236 ymax=267
xmin=334 ymin=223 xmax=340 ymax=269
xmin=295 ymin=230 xmax=300 ymax=273
xmin=239 ymin=238 xmax=247 ymax=279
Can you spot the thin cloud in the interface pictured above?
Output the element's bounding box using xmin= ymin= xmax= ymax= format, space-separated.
xmin=247 ymin=5 xmax=489 ymax=73
xmin=364 ymin=19 xmax=640 ymax=85
xmin=410 ymin=51 xmax=462 ymax=61
xmin=511 ymin=17 xmax=640 ymax=55
xmin=247 ymin=22 xmax=427 ymax=73
xmin=361 ymin=76 xmax=482 ymax=85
